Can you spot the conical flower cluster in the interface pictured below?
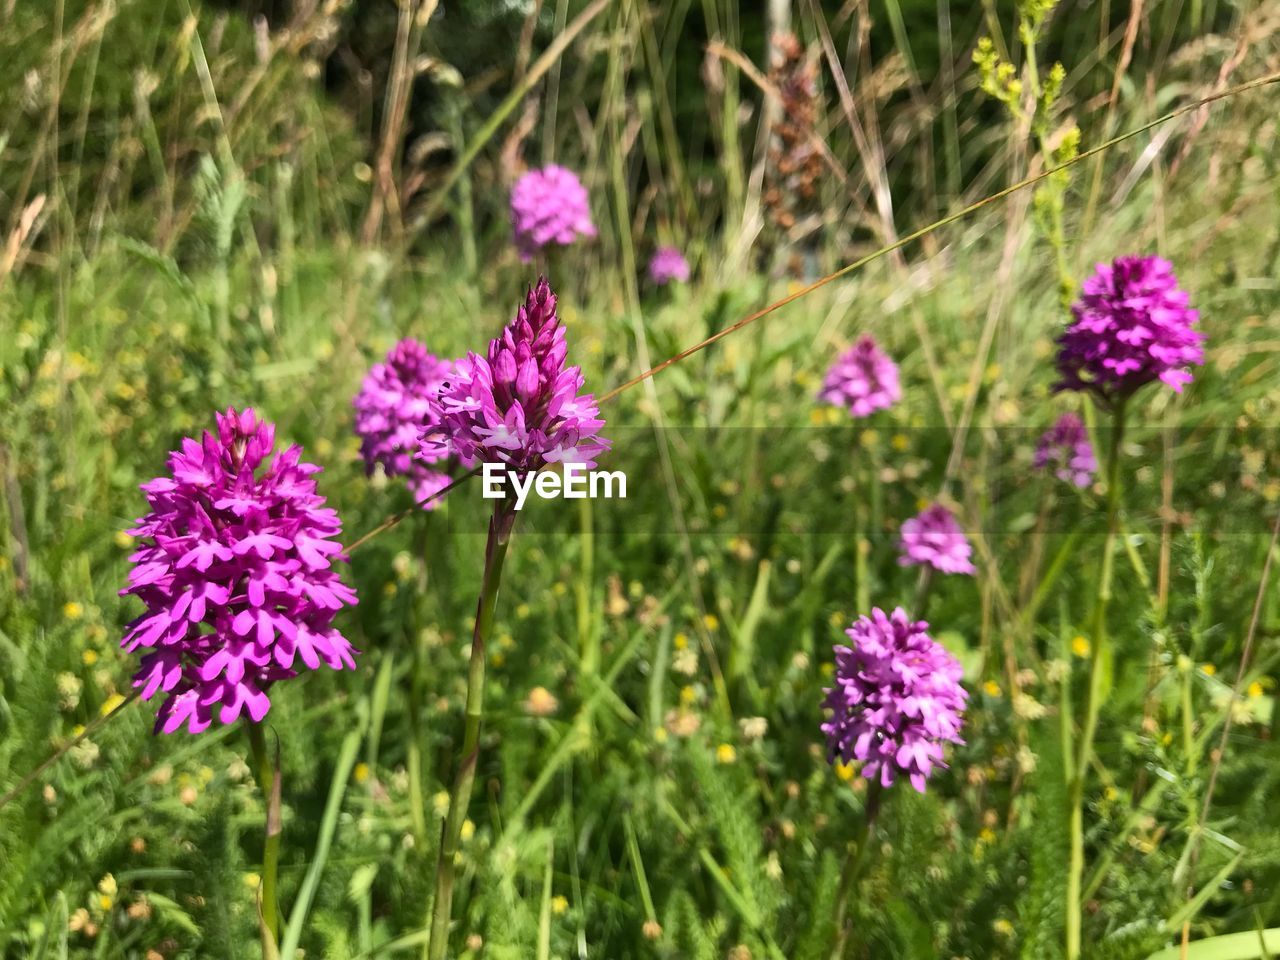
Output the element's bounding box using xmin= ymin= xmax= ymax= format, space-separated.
xmin=1034 ymin=412 xmax=1097 ymax=488
xmin=648 ymin=246 xmax=690 ymax=286
xmin=897 ymin=503 xmax=976 ymax=575
xmin=1056 ymin=255 xmax=1203 ymax=400
xmin=353 ymin=338 xmax=455 ymax=507
xmin=121 ymin=408 xmax=358 ymax=734
xmin=818 ymin=335 xmax=901 ymax=419
xmin=510 ymin=165 xmax=597 ymax=263
xmin=419 ymin=278 xmax=610 ymax=474
xmin=822 ymin=607 xmax=968 ymax=792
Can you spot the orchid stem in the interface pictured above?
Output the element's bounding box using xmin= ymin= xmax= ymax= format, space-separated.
xmin=426 ymin=501 xmax=515 ymax=960
xmin=831 ymin=781 xmax=883 ymax=958
xmin=1066 ymin=394 xmax=1127 ymax=960
xmin=247 ymin=721 xmax=282 ymax=958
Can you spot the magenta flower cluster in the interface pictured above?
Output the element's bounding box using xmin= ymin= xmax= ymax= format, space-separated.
xmin=353 ymin=338 xmax=455 ymax=508
xmin=1056 ymin=255 xmax=1203 ymax=399
xmin=419 ymin=278 xmax=610 ymax=473
xmin=898 ymin=504 xmax=976 ymax=575
xmin=510 ymin=165 xmax=597 ymax=263
xmin=1035 ymin=412 xmax=1097 ymax=488
xmin=822 ymin=607 xmax=968 ymax=792
xmin=121 ymin=409 xmax=358 ymax=734
xmin=818 ymin=335 xmax=901 ymax=419
xmin=648 ymin=246 xmax=690 ymax=286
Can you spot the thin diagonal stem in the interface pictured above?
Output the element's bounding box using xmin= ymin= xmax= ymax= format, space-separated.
xmin=426 ymin=502 xmax=515 ymax=960
xmin=597 ymin=71 xmax=1280 ymax=407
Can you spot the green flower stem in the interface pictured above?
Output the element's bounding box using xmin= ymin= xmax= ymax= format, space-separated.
xmin=578 ymin=495 xmax=597 ymax=675
xmin=407 ymin=515 xmax=433 ymax=846
xmin=1066 ymin=395 xmax=1128 ymax=960
xmin=912 ymin=564 xmax=935 ymax=620
xmin=427 ymin=501 xmax=515 ymax=960
xmin=247 ymin=721 xmax=282 ymax=958
xmin=855 ymin=456 xmax=871 ymax=615
xmin=830 ymin=781 xmax=883 ymax=959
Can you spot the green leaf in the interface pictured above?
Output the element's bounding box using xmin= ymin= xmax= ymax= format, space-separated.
xmin=1146 ymin=929 xmax=1280 ymax=960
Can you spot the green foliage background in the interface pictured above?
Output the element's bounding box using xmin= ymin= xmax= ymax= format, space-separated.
xmin=2 ymin=0 xmax=1279 ymax=957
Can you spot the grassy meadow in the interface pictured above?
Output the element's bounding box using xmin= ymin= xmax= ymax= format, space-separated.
xmin=2 ymin=0 xmax=1280 ymax=957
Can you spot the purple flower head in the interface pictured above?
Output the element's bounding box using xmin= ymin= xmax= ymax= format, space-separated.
xmin=898 ymin=504 xmax=976 ymax=575
xmin=1034 ymin=412 xmax=1097 ymax=488
xmin=818 ymin=336 xmax=901 ymax=419
xmin=353 ymin=338 xmax=455 ymax=508
xmin=1056 ymin=255 xmax=1204 ymax=400
xmin=648 ymin=246 xmax=691 ymax=285
xmin=822 ymin=607 xmax=968 ymax=792
xmin=419 ymin=278 xmax=610 ymax=474
xmin=120 ymin=408 xmax=359 ymax=735
xmin=510 ymin=165 xmax=597 ymax=263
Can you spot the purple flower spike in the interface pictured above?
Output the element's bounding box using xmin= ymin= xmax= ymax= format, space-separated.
xmin=419 ymin=277 xmax=610 ymax=474
xmin=510 ymin=165 xmax=597 ymax=263
xmin=818 ymin=336 xmax=901 ymax=419
xmin=1056 ymin=255 xmax=1204 ymax=400
xmin=898 ymin=504 xmax=976 ymax=575
xmin=648 ymin=246 xmax=691 ymax=285
xmin=120 ymin=408 xmax=358 ymax=735
xmin=1034 ymin=412 xmax=1097 ymax=488
xmin=822 ymin=607 xmax=968 ymax=793
xmin=353 ymin=338 xmax=455 ymax=508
